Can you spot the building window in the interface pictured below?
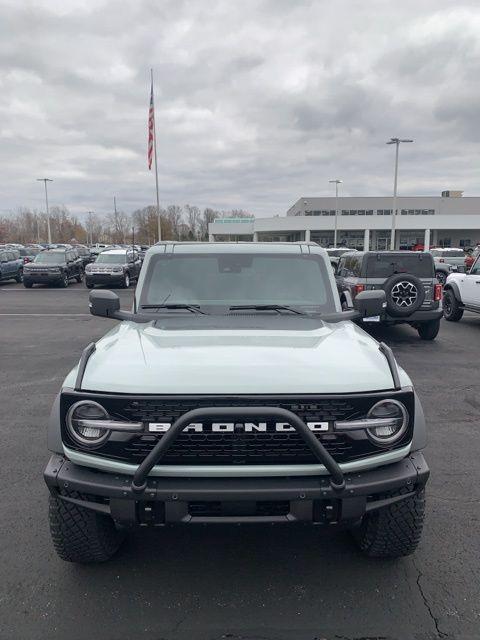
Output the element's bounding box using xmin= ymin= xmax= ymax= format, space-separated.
xmin=350 ymin=210 xmax=357 ymax=215
xmin=341 ymin=210 xmax=349 ymax=215
xmin=460 ymin=239 xmax=472 ymax=248
xmin=366 ymin=210 xmax=373 ymax=215
xmin=428 ymin=209 xmax=435 ymax=215
xmin=358 ymin=210 xmax=365 ymax=215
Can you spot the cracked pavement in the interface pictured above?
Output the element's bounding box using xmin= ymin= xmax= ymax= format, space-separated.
xmin=0 ymin=283 xmax=479 ymax=640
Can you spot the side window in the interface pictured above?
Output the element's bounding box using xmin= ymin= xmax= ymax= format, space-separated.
xmin=470 ymin=259 xmax=480 ymax=275
xmin=7 ymin=251 xmax=14 ymax=261
xmin=351 ymin=257 xmax=361 ymax=277
xmin=343 ymin=256 xmax=353 ymax=277
xmin=337 ymin=258 xmax=345 ymax=276
xmin=0 ymin=252 xmax=7 ymax=263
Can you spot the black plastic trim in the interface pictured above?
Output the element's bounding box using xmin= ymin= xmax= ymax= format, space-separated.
xmin=378 ymin=342 xmax=401 ymax=390
xmin=74 ymin=342 xmax=96 ymax=392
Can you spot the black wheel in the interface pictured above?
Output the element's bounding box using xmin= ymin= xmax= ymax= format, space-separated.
xmin=383 ymin=273 xmax=425 ymax=317
xmin=352 ymin=488 xmax=426 ymax=558
xmin=122 ymin=272 xmax=130 ymax=288
xmin=85 ymin=281 xmax=94 ymax=289
xmin=15 ymin=269 xmax=23 ymax=283
xmin=435 ymin=270 xmax=447 ymax=285
xmin=48 ymin=492 xmax=125 ymax=564
xmin=75 ymin=269 xmax=84 ymax=283
xmin=59 ymin=272 xmax=69 ymax=288
xmin=23 ymin=280 xmax=33 ymax=288
xmin=443 ymin=289 xmax=463 ymax=322
xmin=417 ymin=318 xmax=441 ymax=340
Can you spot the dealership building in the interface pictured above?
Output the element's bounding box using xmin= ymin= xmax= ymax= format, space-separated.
xmin=208 ymin=191 xmax=480 ymax=250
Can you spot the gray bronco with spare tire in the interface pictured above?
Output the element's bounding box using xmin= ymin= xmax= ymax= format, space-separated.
xmin=44 ymin=242 xmax=429 ymax=563
xmin=335 ymin=250 xmax=443 ymax=340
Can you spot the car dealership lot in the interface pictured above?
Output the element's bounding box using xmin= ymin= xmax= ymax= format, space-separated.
xmin=1 ymin=282 xmax=479 ymax=640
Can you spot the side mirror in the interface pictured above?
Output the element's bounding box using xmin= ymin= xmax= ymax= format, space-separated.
xmin=89 ymin=290 xmax=134 ymax=321
xmin=353 ymin=290 xmax=386 ymax=318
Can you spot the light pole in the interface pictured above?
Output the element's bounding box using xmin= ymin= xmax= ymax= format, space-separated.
xmin=386 ymin=138 xmax=413 ymax=250
xmin=87 ymin=211 xmax=95 ymax=246
xmin=329 ymin=179 xmax=342 ymax=247
xmin=37 ymin=178 xmax=53 ymax=244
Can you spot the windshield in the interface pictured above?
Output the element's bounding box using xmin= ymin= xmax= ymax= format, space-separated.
xmin=33 ymin=252 xmax=65 ymax=264
xmin=366 ymin=254 xmax=433 ymax=278
xmin=140 ymin=253 xmax=336 ymax=312
xmin=95 ymin=253 xmax=127 ymax=264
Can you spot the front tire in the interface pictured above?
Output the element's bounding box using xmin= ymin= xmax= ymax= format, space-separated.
xmin=443 ymin=289 xmax=464 ymax=322
xmin=85 ymin=281 xmax=94 ymax=289
xmin=15 ymin=269 xmax=23 ymax=283
xmin=417 ymin=318 xmax=441 ymax=340
xmin=75 ymin=269 xmax=84 ymax=283
xmin=122 ymin=272 xmax=130 ymax=288
xmin=59 ymin=272 xmax=69 ymax=288
xmin=48 ymin=492 xmax=125 ymax=563
xmin=23 ymin=280 xmax=33 ymax=288
xmin=352 ymin=488 xmax=426 ymax=558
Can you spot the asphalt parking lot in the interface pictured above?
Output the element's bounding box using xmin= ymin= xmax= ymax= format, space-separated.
xmin=1 ymin=281 xmax=479 ymax=640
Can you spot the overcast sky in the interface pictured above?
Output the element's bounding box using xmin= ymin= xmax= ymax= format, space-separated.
xmin=1 ymin=0 xmax=479 ymax=220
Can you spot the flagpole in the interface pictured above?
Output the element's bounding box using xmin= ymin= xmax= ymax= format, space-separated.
xmin=151 ymin=68 xmax=162 ymax=242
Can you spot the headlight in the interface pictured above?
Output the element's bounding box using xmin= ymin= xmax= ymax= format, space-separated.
xmin=85 ymin=264 xmax=92 ymax=272
xmin=112 ymin=266 xmax=123 ymax=273
xmin=66 ymin=400 xmax=110 ymax=446
xmin=366 ymin=399 xmax=408 ymax=445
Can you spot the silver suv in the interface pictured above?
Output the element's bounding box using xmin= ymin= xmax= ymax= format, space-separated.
xmin=44 ymin=243 xmax=429 ymax=563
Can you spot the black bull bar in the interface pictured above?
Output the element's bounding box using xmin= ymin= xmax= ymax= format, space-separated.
xmin=132 ymin=406 xmax=346 ymax=493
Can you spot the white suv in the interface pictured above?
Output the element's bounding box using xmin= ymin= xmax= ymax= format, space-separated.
xmin=443 ymin=255 xmax=480 ymax=321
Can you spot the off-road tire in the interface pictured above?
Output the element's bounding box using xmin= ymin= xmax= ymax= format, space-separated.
xmin=443 ymin=289 xmax=464 ymax=322
xmin=352 ymin=488 xmax=426 ymax=558
xmin=15 ymin=269 xmax=23 ymax=283
xmin=383 ymin=273 xmax=425 ymax=317
xmin=85 ymin=281 xmax=94 ymax=289
xmin=435 ymin=270 xmax=447 ymax=285
xmin=23 ymin=280 xmax=33 ymax=288
xmin=417 ymin=318 xmax=441 ymax=340
xmin=122 ymin=272 xmax=130 ymax=289
xmin=48 ymin=492 xmax=125 ymax=563
xmin=75 ymin=270 xmax=84 ymax=283
xmin=59 ymin=272 xmax=69 ymax=288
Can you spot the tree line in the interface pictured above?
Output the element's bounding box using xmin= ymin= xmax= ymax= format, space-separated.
xmin=0 ymin=205 xmax=253 ymax=245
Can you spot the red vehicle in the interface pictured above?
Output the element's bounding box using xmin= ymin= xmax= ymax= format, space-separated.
xmin=465 ymin=246 xmax=479 ymax=270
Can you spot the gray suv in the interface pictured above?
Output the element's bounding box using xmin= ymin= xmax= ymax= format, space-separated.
xmin=335 ymin=250 xmax=443 ymax=340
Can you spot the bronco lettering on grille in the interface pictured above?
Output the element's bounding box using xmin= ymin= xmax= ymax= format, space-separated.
xmin=148 ymin=421 xmax=329 ymax=433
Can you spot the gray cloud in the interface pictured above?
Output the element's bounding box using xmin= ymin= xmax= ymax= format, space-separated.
xmin=0 ymin=0 xmax=479 ymax=220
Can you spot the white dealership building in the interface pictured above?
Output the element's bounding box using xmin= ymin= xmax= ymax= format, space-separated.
xmin=208 ymin=191 xmax=480 ymax=250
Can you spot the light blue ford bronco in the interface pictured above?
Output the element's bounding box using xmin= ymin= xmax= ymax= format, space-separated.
xmin=44 ymin=242 xmax=429 ymax=563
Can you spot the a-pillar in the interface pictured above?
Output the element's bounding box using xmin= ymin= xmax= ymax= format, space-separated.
xmin=363 ymin=228 xmax=370 ymax=251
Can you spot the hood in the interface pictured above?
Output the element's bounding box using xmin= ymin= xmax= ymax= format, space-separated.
xmin=66 ymin=320 xmax=410 ymax=395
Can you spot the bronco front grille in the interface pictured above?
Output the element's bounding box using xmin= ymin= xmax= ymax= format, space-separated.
xmin=61 ymin=392 xmax=414 ymax=466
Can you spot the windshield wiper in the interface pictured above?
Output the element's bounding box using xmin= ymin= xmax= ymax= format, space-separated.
xmin=228 ymin=304 xmax=307 ymax=315
xmin=140 ymin=304 xmax=206 ymax=314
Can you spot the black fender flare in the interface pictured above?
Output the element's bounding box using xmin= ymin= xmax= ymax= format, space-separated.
xmin=47 ymin=391 xmax=64 ymax=453
xmin=444 ymin=280 xmax=462 ymax=302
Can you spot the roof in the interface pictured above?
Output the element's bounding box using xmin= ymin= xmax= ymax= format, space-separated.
xmin=149 ymin=241 xmax=328 ymax=255
xmin=101 ymin=249 xmax=130 ymax=255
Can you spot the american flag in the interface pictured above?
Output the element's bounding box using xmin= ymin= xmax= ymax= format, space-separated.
xmin=147 ymin=81 xmax=154 ymax=170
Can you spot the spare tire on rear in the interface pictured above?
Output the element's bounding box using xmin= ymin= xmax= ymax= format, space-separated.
xmin=383 ymin=273 xmax=425 ymax=317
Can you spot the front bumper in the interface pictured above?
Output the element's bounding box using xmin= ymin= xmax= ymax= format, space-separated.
xmin=23 ymin=272 xmax=63 ymax=283
xmin=85 ymin=273 xmax=125 ymax=285
xmin=44 ymin=451 xmax=429 ymax=526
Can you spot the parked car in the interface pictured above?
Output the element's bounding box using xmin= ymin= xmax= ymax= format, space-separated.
xmin=443 ymin=255 xmax=480 ymax=321
xmin=0 ymin=248 xmax=24 ymax=283
xmin=74 ymin=245 xmax=94 ymax=268
xmin=429 ymin=248 xmax=468 ymax=284
xmin=326 ymin=247 xmax=356 ymax=271
xmin=18 ymin=247 xmax=41 ymax=264
xmin=84 ymin=248 xmax=142 ymax=289
xmin=23 ymin=248 xmax=84 ymax=288
xmin=465 ymin=246 xmax=480 ymax=271
xmin=335 ymin=250 xmax=443 ymax=339
xmin=44 ymin=242 xmax=429 ymax=563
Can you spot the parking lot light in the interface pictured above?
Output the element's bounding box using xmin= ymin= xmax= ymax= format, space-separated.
xmin=329 ymin=179 xmax=342 ymax=247
xmin=386 ymin=138 xmax=413 ymax=250
xmin=37 ymin=178 xmax=53 ymax=244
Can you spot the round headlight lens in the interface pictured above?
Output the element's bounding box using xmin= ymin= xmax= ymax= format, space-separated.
xmin=366 ymin=399 xmax=408 ymax=445
xmin=66 ymin=400 xmax=110 ymax=446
